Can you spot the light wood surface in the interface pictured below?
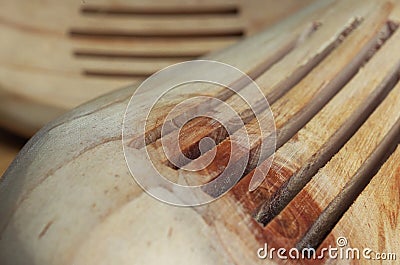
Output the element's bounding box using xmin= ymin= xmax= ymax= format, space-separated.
xmin=257 ymin=72 xmax=400 ymax=251
xmin=0 ymin=0 xmax=315 ymax=137
xmin=320 ymin=145 xmax=400 ymax=264
xmin=164 ymin=2 xmax=391 ymax=185
xmin=0 ymin=0 xmax=399 ymax=264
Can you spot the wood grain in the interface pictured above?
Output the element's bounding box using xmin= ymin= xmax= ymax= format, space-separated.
xmin=146 ymin=0 xmax=363 ymax=168
xmin=233 ymin=5 xmax=399 ymax=223
xmin=171 ymin=1 xmax=390 ymax=184
xmin=320 ymin=145 xmax=400 ymax=264
xmin=249 ymin=75 xmax=399 ymax=255
xmin=0 ymin=1 xmax=399 ymax=264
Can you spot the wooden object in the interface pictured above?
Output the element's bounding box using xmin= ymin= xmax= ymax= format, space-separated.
xmin=0 ymin=0 xmax=399 ymax=264
xmin=0 ymin=0 xmax=315 ymax=136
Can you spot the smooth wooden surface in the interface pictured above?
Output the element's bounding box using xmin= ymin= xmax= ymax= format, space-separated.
xmin=0 ymin=0 xmax=315 ymax=137
xmin=0 ymin=1 xmax=399 ymax=264
xmin=321 ymin=145 xmax=400 ymax=264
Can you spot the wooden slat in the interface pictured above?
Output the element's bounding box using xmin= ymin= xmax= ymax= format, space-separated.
xmin=174 ymin=2 xmax=389 ymax=185
xmin=126 ymin=0 xmax=342 ymax=148
xmin=232 ymin=11 xmax=399 ymax=223
xmin=70 ymin=38 xmax=238 ymax=57
xmin=319 ymin=145 xmax=400 ymax=264
xmin=68 ymin=16 xmax=243 ymax=35
xmin=255 ymin=18 xmax=398 ymax=223
xmin=261 ymin=79 xmax=400 ymax=249
xmin=75 ymin=58 xmax=184 ymax=76
xmin=83 ymin=0 xmax=237 ymax=8
xmin=1 ymin=2 xmax=399 ymax=265
xmin=145 ymin=0 xmax=379 ymax=171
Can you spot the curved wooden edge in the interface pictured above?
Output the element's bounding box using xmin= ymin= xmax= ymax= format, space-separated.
xmin=0 ymin=1 xmax=396 ymax=265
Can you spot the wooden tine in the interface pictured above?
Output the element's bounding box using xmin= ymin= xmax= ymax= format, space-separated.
xmin=126 ymin=0 xmax=336 ymax=148
xmin=146 ymin=0 xmax=379 ymax=172
xmin=231 ymin=3 xmax=399 ymax=222
xmin=2 ymin=2 xmax=400 ymax=264
xmin=143 ymin=4 xmax=334 ymax=167
xmin=175 ymin=1 xmax=391 ymax=185
xmin=252 ymin=9 xmax=399 ymax=225
xmin=318 ymin=145 xmax=400 ymax=262
xmin=260 ymin=67 xmax=400 ymax=250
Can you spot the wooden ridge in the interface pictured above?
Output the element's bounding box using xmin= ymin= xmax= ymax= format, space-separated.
xmin=165 ymin=2 xmax=392 ymax=184
xmin=144 ymin=0 xmax=379 ymax=170
xmin=0 ymin=1 xmax=399 ymax=264
xmin=320 ymin=145 xmax=400 ymax=263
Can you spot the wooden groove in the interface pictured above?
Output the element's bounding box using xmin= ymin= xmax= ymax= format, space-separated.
xmin=259 ymin=75 xmax=400 ymax=251
xmin=154 ymin=20 xmax=354 ymax=168
xmin=129 ymin=25 xmax=307 ymax=149
xmin=157 ymin=18 xmax=357 ymax=169
xmin=73 ymin=50 xmax=199 ymax=60
xmin=297 ymin=116 xmax=400 ymax=250
xmin=80 ymin=5 xmax=239 ymax=16
xmin=83 ymin=70 xmax=150 ymax=79
xmin=69 ymin=28 xmax=245 ymax=39
xmin=251 ymin=14 xmax=393 ymax=168
xmin=77 ymin=58 xmax=184 ymax=79
xmin=124 ymin=1 xmax=340 ymax=148
xmin=147 ymin=6 xmax=369 ymax=168
xmin=69 ymin=15 xmax=244 ymax=38
xmin=256 ymin=51 xmax=399 ymax=226
xmin=125 ymin=0 xmax=338 ymax=149
xmin=273 ymin=22 xmax=392 ymax=149
xmin=255 ymin=22 xmax=398 ymax=225
xmin=70 ymin=38 xmax=238 ymax=57
xmin=178 ymin=7 xmax=391 ymax=187
xmin=318 ymin=145 xmax=400 ymax=262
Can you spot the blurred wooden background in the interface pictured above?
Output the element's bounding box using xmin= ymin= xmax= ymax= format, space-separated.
xmin=0 ymin=129 xmax=25 ymax=176
xmin=0 ymin=0 xmax=315 ymax=176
